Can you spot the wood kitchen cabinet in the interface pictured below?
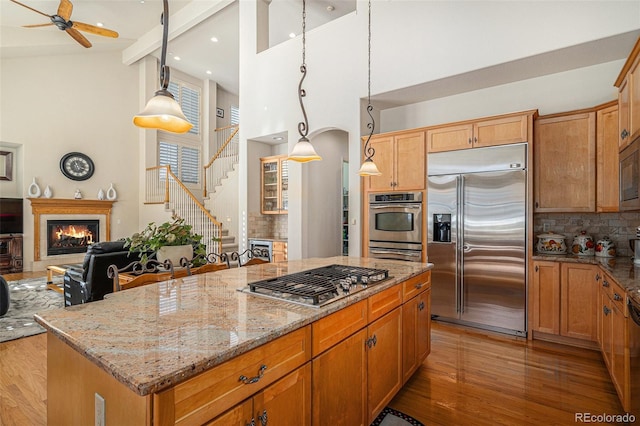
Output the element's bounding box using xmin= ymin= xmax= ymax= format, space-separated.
xmin=596 ymin=103 xmax=620 ymax=212
xmin=530 ymin=261 xmax=561 ymax=335
xmin=531 ymin=261 xmax=599 ymax=344
xmin=615 ymin=37 xmax=640 ymax=149
xmin=426 ymin=113 xmax=529 ymax=153
xmin=363 ymin=131 xmax=425 ymax=192
xmin=208 ymin=364 xmax=311 ymax=426
xmin=0 ymin=234 xmax=23 ymax=273
xmin=401 ymin=271 xmax=431 ymax=383
xmin=534 ymin=112 xmax=596 ymax=212
xmin=598 ymin=272 xmax=630 ymax=412
xmin=272 ymin=241 xmax=287 ymax=262
xmin=260 ymin=155 xmax=288 ymax=214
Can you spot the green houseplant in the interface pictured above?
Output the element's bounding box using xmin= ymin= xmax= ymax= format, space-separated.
xmin=124 ymin=215 xmax=206 ymax=264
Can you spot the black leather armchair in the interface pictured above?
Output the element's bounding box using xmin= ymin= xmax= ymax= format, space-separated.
xmin=63 ymin=240 xmax=140 ymax=306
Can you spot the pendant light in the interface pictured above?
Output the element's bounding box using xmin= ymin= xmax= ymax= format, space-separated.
xmin=358 ymin=0 xmax=381 ymax=176
xmin=133 ymin=0 xmax=193 ymax=134
xmin=288 ymin=0 xmax=322 ymax=163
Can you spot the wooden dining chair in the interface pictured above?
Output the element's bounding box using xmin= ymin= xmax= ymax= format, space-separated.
xmin=229 ymin=248 xmax=271 ymax=267
xmin=108 ymin=259 xmax=175 ymax=292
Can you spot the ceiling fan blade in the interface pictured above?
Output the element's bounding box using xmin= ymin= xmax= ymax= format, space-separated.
xmin=57 ymin=0 xmax=73 ymax=22
xmin=65 ymin=27 xmax=91 ymax=48
xmin=22 ymin=23 xmax=55 ymax=28
xmin=9 ymin=0 xmax=52 ymax=18
xmin=72 ymin=21 xmax=119 ymax=38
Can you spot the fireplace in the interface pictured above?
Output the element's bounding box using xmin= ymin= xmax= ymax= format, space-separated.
xmin=47 ymin=219 xmax=99 ymax=256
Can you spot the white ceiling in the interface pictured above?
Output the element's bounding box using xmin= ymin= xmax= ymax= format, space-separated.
xmin=1 ymin=1 xmax=638 ymax=108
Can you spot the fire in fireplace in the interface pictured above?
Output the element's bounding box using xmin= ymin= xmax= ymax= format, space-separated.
xmin=47 ymin=219 xmax=99 ymax=256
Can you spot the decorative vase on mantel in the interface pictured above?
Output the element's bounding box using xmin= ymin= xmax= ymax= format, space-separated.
xmin=106 ymin=183 xmax=117 ymax=201
xmin=44 ymin=185 xmax=53 ymax=198
xmin=156 ymin=244 xmax=193 ymax=266
xmin=27 ymin=177 xmax=41 ymax=198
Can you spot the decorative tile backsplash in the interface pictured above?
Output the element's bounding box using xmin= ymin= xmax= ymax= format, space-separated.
xmin=248 ymin=213 xmax=288 ymax=240
xmin=534 ymin=212 xmax=640 ymax=258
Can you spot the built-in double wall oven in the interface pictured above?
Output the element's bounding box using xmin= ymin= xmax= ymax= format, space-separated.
xmin=368 ymin=192 xmax=422 ymax=262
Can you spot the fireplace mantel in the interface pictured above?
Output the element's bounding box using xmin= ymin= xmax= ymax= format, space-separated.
xmin=29 ymin=198 xmax=115 ymax=261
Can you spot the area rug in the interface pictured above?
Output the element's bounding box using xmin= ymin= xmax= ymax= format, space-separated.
xmin=370 ymin=407 xmax=424 ymax=426
xmin=0 ymin=276 xmax=64 ymax=343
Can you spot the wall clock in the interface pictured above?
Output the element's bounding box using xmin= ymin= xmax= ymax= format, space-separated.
xmin=60 ymin=152 xmax=95 ymax=181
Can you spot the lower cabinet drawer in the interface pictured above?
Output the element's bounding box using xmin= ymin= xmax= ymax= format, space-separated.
xmin=154 ymin=326 xmax=311 ymax=426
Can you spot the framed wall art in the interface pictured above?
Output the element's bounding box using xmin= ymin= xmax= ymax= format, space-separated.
xmin=216 ymin=107 xmax=224 ymax=118
xmin=0 ymin=151 xmax=13 ymax=181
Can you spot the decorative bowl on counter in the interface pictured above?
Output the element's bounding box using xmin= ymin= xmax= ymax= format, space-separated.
xmin=536 ymin=232 xmax=567 ymax=254
xmin=595 ymin=236 xmax=616 ymax=258
xmin=571 ymin=230 xmax=595 ymax=256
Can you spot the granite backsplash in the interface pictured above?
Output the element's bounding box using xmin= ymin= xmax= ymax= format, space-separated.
xmin=534 ymin=212 xmax=640 ymax=258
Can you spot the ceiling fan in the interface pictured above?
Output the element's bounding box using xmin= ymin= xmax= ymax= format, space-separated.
xmin=9 ymin=0 xmax=119 ymax=48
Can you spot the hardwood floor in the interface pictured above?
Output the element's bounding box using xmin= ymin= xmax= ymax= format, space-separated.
xmin=0 ymin=274 xmax=622 ymax=425
xmin=390 ymin=322 xmax=622 ymax=425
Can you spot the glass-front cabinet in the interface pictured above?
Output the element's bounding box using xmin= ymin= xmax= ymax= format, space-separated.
xmin=261 ymin=155 xmax=288 ymax=214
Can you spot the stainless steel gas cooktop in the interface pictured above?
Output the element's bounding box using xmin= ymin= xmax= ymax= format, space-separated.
xmin=238 ymin=264 xmax=391 ymax=308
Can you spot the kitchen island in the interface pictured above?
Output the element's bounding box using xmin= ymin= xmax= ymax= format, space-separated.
xmin=35 ymin=256 xmax=433 ymax=425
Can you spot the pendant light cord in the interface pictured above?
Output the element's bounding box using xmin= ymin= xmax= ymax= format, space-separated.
xmin=297 ymin=0 xmax=309 ymax=141
xmin=363 ymin=0 xmax=375 ymax=161
xmin=159 ymin=0 xmax=171 ymax=93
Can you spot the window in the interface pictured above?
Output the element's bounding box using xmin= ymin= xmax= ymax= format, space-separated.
xmin=167 ymin=80 xmax=201 ymax=136
xmin=159 ymin=141 xmax=200 ymax=185
xmin=230 ymin=105 xmax=240 ymax=125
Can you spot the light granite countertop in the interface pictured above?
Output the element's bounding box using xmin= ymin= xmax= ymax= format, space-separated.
xmin=35 ymin=256 xmax=432 ymax=397
xmin=532 ymin=253 xmax=640 ymax=306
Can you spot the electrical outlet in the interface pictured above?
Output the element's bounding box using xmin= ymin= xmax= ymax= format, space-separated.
xmin=543 ymin=223 xmax=550 ymax=232
xmin=95 ymin=393 xmax=105 ymax=426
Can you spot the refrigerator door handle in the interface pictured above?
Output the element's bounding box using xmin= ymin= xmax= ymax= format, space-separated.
xmin=459 ymin=175 xmax=465 ymax=314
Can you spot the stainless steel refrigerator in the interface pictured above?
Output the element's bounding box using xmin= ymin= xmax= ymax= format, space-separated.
xmin=427 ymin=144 xmax=527 ymax=337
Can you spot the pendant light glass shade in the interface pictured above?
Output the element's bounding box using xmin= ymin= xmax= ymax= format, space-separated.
xmin=289 ymin=137 xmax=322 ymax=162
xmin=358 ymin=158 xmax=381 ymax=176
xmin=133 ymin=0 xmax=192 ymax=134
xmin=133 ymin=88 xmax=193 ymax=134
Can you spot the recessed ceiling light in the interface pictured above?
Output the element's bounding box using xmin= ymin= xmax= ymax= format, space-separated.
xmin=140 ymin=0 xmax=144 ymax=3
xmin=327 ymin=5 xmax=335 ymax=11
xmin=210 ymin=36 xmax=219 ymax=43
xmin=289 ymin=32 xmax=296 ymax=38
xmin=206 ymin=70 xmax=212 ymax=75
xmin=174 ymin=56 xmax=181 ymax=61
xmin=273 ymin=136 xmax=284 ymax=141
xmin=96 ymin=22 xmax=104 ymax=27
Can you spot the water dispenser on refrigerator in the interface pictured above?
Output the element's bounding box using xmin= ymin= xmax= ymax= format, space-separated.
xmin=433 ymin=214 xmax=451 ymax=242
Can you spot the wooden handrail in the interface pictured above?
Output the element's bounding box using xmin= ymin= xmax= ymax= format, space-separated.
xmin=214 ymin=124 xmax=239 ymax=132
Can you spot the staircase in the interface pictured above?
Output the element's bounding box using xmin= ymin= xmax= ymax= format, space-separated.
xmin=143 ymin=125 xmax=239 ymax=256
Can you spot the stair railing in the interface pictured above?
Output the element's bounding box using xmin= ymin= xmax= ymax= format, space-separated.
xmin=203 ymin=124 xmax=239 ymax=197
xmin=145 ymin=165 xmax=222 ymax=255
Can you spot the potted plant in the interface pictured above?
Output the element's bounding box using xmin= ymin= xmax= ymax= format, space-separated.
xmin=124 ymin=215 xmax=206 ymax=265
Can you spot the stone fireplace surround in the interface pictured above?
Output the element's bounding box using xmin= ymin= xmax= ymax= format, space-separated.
xmin=29 ymin=199 xmax=115 ymax=268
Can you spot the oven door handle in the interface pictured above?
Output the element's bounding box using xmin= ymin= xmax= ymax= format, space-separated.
xmin=369 ymin=249 xmax=421 ymax=257
xmin=370 ymin=204 xmax=421 ymax=209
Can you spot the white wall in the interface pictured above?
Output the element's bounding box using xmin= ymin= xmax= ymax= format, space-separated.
xmin=302 ymin=130 xmax=349 ymax=258
xmin=239 ymin=0 xmax=640 ymax=260
xmin=380 ymin=60 xmax=625 ymax=132
xmin=0 ymin=51 xmax=141 ymax=270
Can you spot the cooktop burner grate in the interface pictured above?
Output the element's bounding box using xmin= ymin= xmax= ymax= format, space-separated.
xmin=247 ymin=264 xmax=389 ymax=306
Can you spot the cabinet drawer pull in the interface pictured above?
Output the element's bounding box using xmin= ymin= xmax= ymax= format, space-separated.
xmin=603 ymin=305 xmax=611 ymax=316
xmin=614 ymin=293 xmax=623 ymax=301
xmin=247 ymin=420 xmax=256 ymax=426
xmin=468 ymin=137 xmax=472 ymax=144
xmin=535 ymin=265 xmax=538 ymax=272
xmin=258 ymin=409 xmax=268 ymax=426
xmin=602 ymin=279 xmax=610 ymax=288
xmin=415 ymin=283 xmax=423 ymax=289
xmin=418 ymin=301 xmax=425 ymax=311
xmin=366 ymin=335 xmax=378 ymax=349
xmin=595 ymin=273 xmax=601 ymax=281
xmin=621 ymin=129 xmax=629 ymax=140
xmin=239 ymin=365 xmax=267 ymax=384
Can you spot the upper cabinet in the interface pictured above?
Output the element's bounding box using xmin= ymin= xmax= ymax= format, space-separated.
xmin=534 ymin=111 xmax=596 ymax=212
xmin=426 ymin=113 xmax=529 ymax=153
xmin=363 ymin=131 xmax=425 ymax=192
xmin=261 ymin=155 xmax=288 ymax=214
xmin=596 ymin=103 xmax=620 ymax=212
xmin=615 ymin=37 xmax=640 ymax=150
